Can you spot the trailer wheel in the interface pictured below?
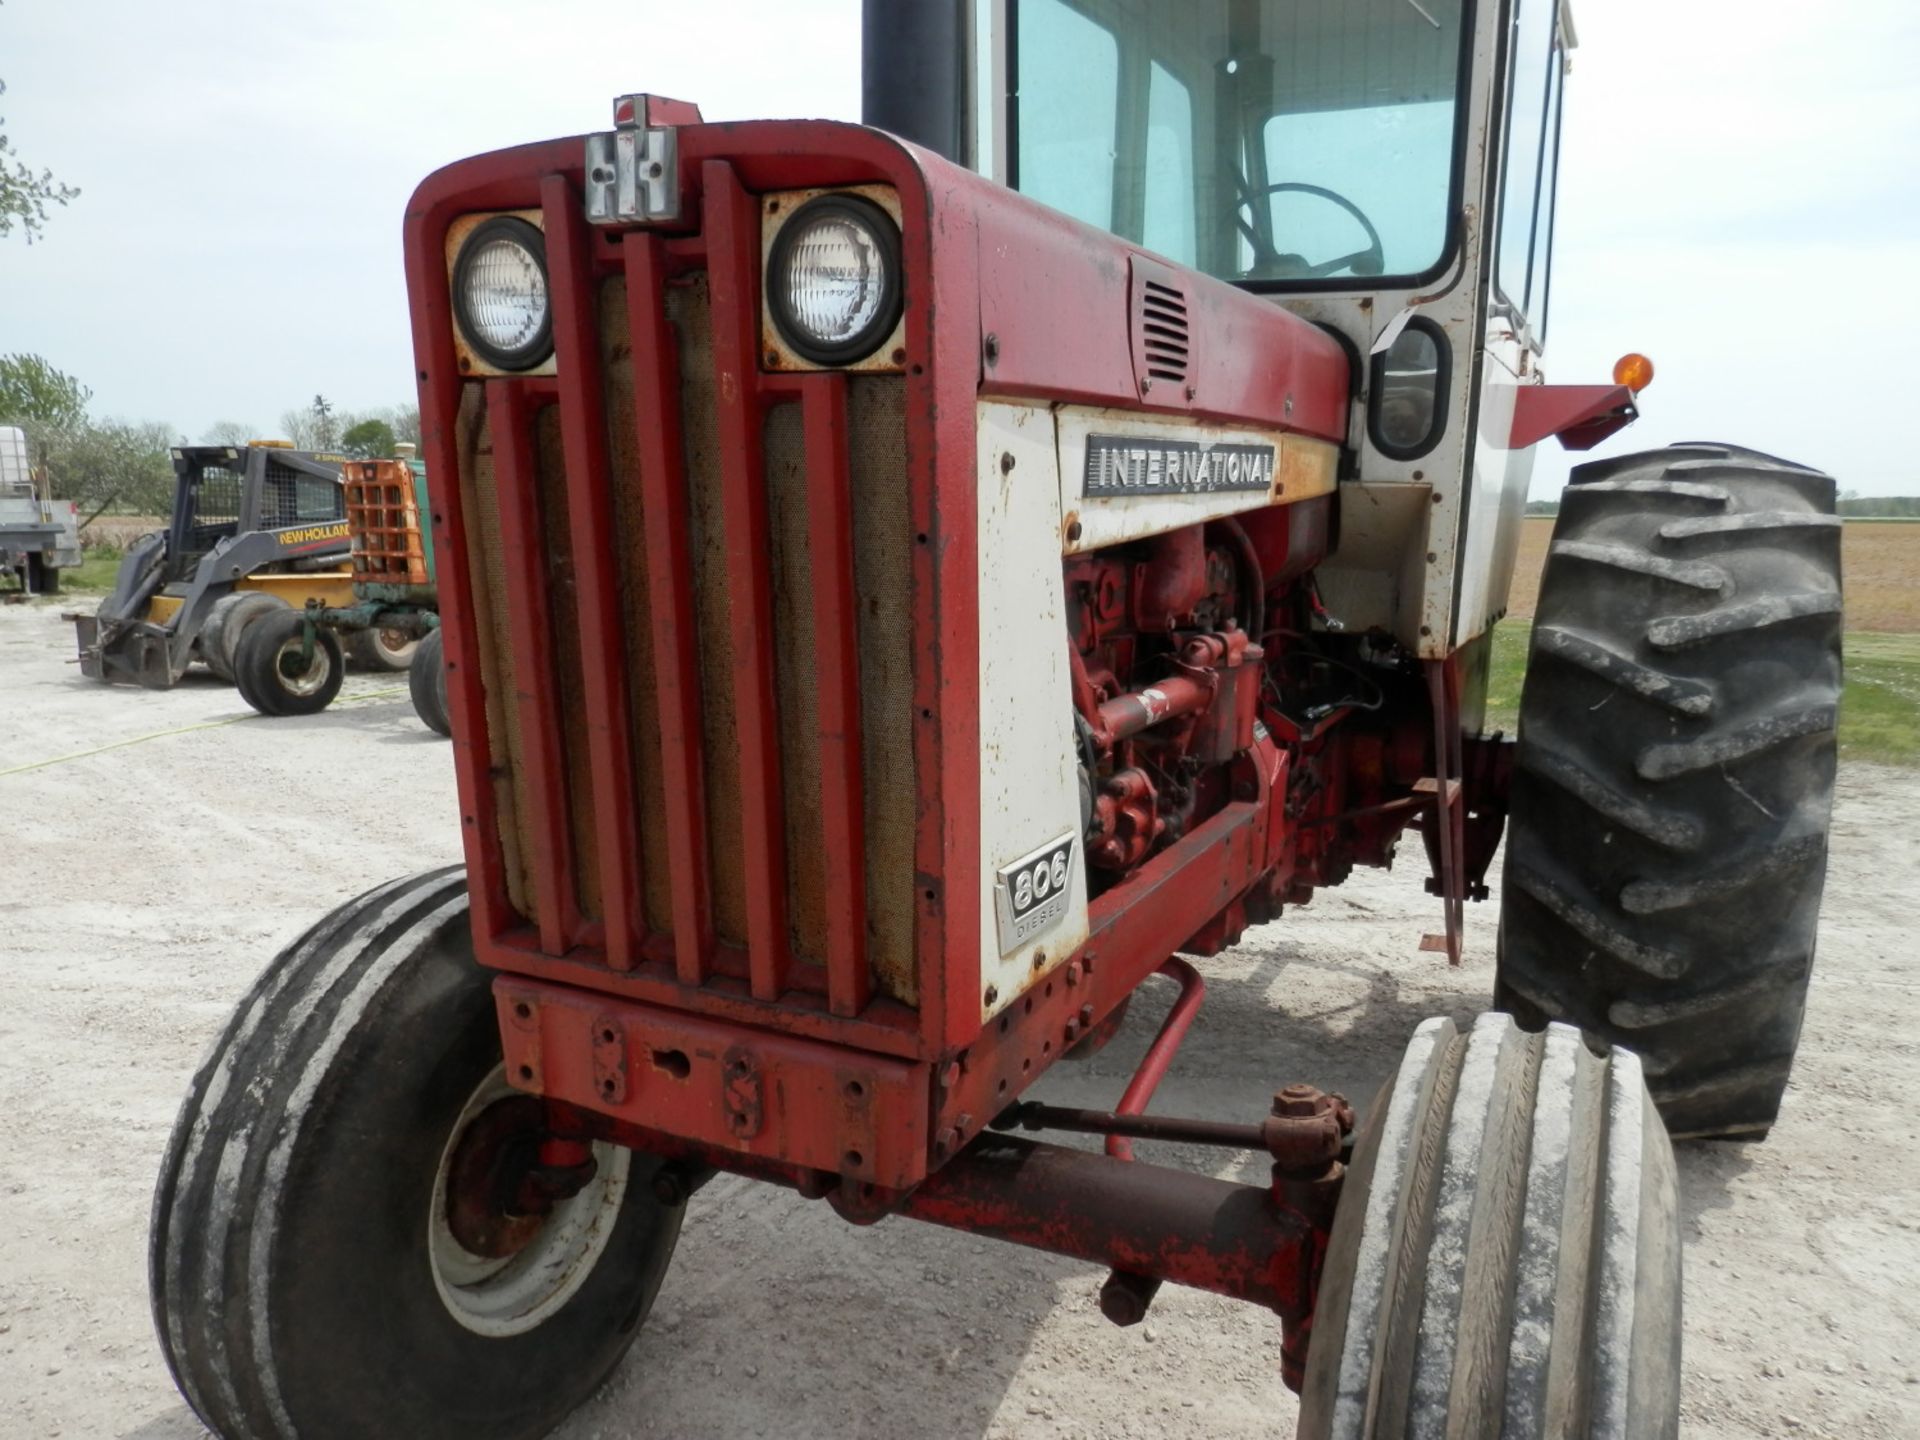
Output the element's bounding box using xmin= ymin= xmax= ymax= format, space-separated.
xmin=347 ymin=622 xmax=421 ymax=671
xmin=411 ymin=625 xmax=453 ymax=737
xmin=199 ymin=591 xmax=289 ymax=683
xmin=150 ymin=867 xmax=684 ymax=1440
xmin=1497 ymin=442 xmax=1840 ymax=1139
xmin=234 ymin=610 xmax=345 ymax=717
xmin=1297 ymin=1014 xmax=1680 ymax=1440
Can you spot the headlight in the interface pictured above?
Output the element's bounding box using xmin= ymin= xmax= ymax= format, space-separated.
xmin=766 ymin=194 xmax=903 ymax=365
xmin=452 ymin=216 xmax=553 ymax=371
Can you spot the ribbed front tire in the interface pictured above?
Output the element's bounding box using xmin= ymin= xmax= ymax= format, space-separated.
xmin=1298 ymin=1013 xmax=1681 ymax=1439
xmin=150 ymin=868 xmax=683 ymax=1440
xmin=1498 ymin=443 xmax=1841 ymax=1139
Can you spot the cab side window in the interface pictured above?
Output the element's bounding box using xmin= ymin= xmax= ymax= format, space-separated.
xmin=1495 ymin=0 xmax=1565 ymax=334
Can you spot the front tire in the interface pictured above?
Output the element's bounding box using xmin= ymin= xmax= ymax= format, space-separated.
xmin=234 ymin=610 xmax=345 ymax=717
xmin=1498 ymin=443 xmax=1841 ymax=1138
xmin=1298 ymin=1014 xmax=1681 ymax=1439
xmin=410 ymin=625 xmax=453 ymax=737
xmin=200 ymin=591 xmax=290 ymax=684
xmin=150 ymin=868 xmax=683 ymax=1440
xmin=347 ymin=622 xmax=421 ymax=672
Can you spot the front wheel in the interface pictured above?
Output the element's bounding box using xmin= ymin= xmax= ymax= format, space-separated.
xmin=150 ymin=868 xmax=684 ymax=1440
xmin=234 ymin=610 xmax=345 ymax=716
xmin=410 ymin=625 xmax=453 ymax=737
xmin=1298 ymin=1013 xmax=1680 ymax=1439
xmin=347 ymin=622 xmax=422 ymax=672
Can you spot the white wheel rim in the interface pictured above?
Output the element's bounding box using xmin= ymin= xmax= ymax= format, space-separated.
xmin=275 ymin=637 xmax=333 ymax=697
xmin=377 ymin=628 xmax=418 ymax=661
xmin=427 ymin=1065 xmax=631 ymax=1337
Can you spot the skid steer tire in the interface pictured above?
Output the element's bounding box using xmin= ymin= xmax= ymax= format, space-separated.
xmin=410 ymin=625 xmax=453 ymax=737
xmin=234 ymin=610 xmax=345 ymax=717
xmin=346 ymin=622 xmax=421 ymax=672
xmin=1496 ymin=443 xmax=1841 ymax=1140
xmin=1298 ymin=1013 xmax=1680 ymax=1440
xmin=150 ymin=868 xmax=685 ymax=1440
xmin=199 ymin=591 xmax=289 ymax=683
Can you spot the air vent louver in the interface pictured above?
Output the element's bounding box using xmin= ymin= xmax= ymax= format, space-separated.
xmin=1140 ymin=279 xmax=1190 ymax=383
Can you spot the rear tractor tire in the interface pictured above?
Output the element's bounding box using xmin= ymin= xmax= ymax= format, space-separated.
xmin=27 ymin=553 xmax=61 ymax=595
xmin=199 ymin=591 xmax=290 ymax=684
xmin=1299 ymin=1013 xmax=1681 ymax=1440
xmin=346 ymin=622 xmax=421 ymax=672
xmin=150 ymin=868 xmax=684 ymax=1440
xmin=410 ymin=624 xmax=453 ymax=737
xmin=1497 ymin=443 xmax=1841 ymax=1139
xmin=233 ymin=610 xmax=345 ymax=717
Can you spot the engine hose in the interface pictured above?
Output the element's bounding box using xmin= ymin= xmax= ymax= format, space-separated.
xmin=1215 ymin=517 xmax=1265 ymax=649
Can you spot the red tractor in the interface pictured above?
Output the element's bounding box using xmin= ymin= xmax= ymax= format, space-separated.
xmin=152 ymin=4 xmax=1841 ymax=1436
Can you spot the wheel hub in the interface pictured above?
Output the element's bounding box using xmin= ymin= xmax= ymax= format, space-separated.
xmin=274 ymin=639 xmax=331 ymax=697
xmin=441 ymin=1094 xmax=597 ymax=1259
xmin=428 ymin=1065 xmax=631 ymax=1337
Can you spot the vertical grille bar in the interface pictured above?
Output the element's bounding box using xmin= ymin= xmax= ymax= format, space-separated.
xmin=541 ymin=174 xmax=645 ymax=971
xmin=798 ymin=376 xmax=872 ymax=1017
xmin=704 ymin=159 xmax=791 ymax=1002
xmin=487 ymin=379 xmax=578 ymax=953
xmin=621 ymin=233 xmax=714 ymax=985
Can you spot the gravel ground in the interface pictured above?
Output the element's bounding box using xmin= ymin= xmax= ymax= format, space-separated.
xmin=1 ymin=600 xmax=1915 ymax=1439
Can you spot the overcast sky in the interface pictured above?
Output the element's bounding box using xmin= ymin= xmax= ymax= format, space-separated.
xmin=3 ymin=1 xmax=1915 ymax=495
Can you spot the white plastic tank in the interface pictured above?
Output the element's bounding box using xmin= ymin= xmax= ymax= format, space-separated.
xmin=0 ymin=426 xmax=30 ymax=495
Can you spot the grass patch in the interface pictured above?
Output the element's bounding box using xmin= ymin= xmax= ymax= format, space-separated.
xmin=1480 ymin=620 xmax=1920 ymax=768
xmin=58 ymin=551 xmax=126 ymax=592
xmin=1483 ymin=619 xmax=1530 ymax=735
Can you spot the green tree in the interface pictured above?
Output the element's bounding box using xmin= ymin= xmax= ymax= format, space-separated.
xmin=201 ymin=420 xmax=260 ymax=447
xmin=0 ymin=352 xmax=90 ymax=430
xmin=340 ymin=418 xmax=396 ymax=459
xmin=310 ymin=394 xmax=336 ymax=449
xmin=0 ymin=77 xmax=80 ymax=243
xmin=51 ymin=419 xmax=177 ymax=518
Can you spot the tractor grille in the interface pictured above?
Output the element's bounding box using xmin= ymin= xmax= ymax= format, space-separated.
xmin=452 ymin=222 xmax=916 ymax=1017
xmin=343 ymin=461 xmax=431 ymax=587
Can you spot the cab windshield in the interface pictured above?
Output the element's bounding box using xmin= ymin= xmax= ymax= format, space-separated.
xmin=1010 ymin=0 xmax=1470 ymax=289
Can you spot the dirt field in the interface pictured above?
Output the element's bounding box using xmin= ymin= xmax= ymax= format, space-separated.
xmin=2 ymin=601 xmax=1916 ymax=1440
xmin=1508 ymin=517 xmax=1920 ymax=632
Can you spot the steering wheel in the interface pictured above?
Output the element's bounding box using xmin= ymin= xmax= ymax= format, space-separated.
xmin=1237 ymin=181 xmax=1386 ymax=281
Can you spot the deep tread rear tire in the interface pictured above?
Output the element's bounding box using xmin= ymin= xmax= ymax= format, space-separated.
xmin=410 ymin=625 xmax=452 ymax=737
xmin=1498 ymin=443 xmax=1841 ymax=1139
xmin=1298 ymin=1013 xmax=1680 ymax=1440
xmin=150 ymin=868 xmax=683 ymax=1440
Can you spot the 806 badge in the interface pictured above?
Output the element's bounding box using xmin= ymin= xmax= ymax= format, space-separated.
xmin=993 ymin=832 xmax=1077 ymax=956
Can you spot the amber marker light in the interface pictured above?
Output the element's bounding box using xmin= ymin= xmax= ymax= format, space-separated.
xmin=1614 ymin=352 xmax=1656 ymax=393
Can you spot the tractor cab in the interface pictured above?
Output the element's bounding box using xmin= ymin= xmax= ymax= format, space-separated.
xmin=872 ymin=0 xmax=1633 ymax=672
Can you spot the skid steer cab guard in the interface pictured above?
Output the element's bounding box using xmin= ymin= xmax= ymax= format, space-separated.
xmin=73 ymin=444 xmax=355 ymax=687
xmin=148 ymin=3 xmax=1862 ymax=1435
